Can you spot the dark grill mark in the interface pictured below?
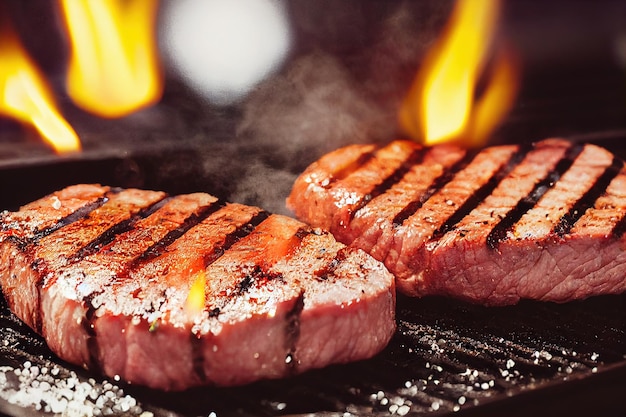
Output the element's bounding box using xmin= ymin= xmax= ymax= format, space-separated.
xmin=487 ymin=143 xmax=585 ymax=249
xmin=294 ymin=227 xmax=311 ymax=240
xmin=284 ymin=292 xmax=305 ymax=373
xmin=237 ymin=273 xmax=256 ymax=293
xmin=314 ymin=248 xmax=349 ymax=281
xmin=350 ymin=147 xmax=428 ymax=220
xmin=69 ymin=196 xmax=170 ymax=262
xmin=324 ymin=149 xmax=378 ymax=188
xmin=236 ymin=266 xmax=284 ymax=294
xmin=289 ymin=227 xmax=314 ymax=258
xmin=432 ymin=143 xmax=533 ymax=241
xmin=32 ymin=195 xmax=113 ymax=243
xmin=7 ymin=195 xmax=113 ymax=251
xmin=233 ymin=226 xmax=307 ymax=293
xmin=30 ymin=258 xmax=46 ymax=334
xmin=553 ymin=156 xmax=624 ymax=237
xmin=82 ymin=290 xmax=103 ymax=374
xmin=610 ymin=210 xmax=626 ymax=239
xmin=32 ymin=279 xmax=43 ymax=334
xmin=393 ymin=149 xmax=478 ymax=226
xmin=130 ymin=199 xmax=227 ymax=266
xmin=201 ymin=210 xmax=270 ymax=268
xmin=190 ymin=333 xmax=207 ymax=382
xmin=23 ymin=191 xmax=124 ymax=319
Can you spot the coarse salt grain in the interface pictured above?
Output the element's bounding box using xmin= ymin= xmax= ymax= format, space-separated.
xmin=51 ymin=196 xmax=62 ymax=209
xmin=397 ymin=405 xmax=410 ymax=416
xmin=0 ymin=361 xmax=145 ymax=417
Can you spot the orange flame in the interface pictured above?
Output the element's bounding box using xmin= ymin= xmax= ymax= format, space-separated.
xmin=60 ymin=0 xmax=163 ymax=118
xmin=399 ymin=0 xmax=518 ymax=147
xmin=185 ymin=269 xmax=207 ymax=317
xmin=0 ymin=18 xmax=80 ymax=153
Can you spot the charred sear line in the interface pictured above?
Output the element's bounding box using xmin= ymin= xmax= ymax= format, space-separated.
xmin=487 ymin=143 xmax=585 ymax=249
xmin=294 ymin=227 xmax=312 ymax=240
xmin=237 ymin=274 xmax=256 ymax=293
xmin=236 ymin=266 xmax=284 ymax=294
xmin=31 ymin=195 xmax=112 ymax=244
xmin=132 ymin=199 xmax=226 ymax=266
xmin=610 ymin=208 xmax=626 ymax=239
xmin=7 ymin=236 xmax=31 ymax=252
xmin=432 ymin=143 xmax=533 ymax=241
xmin=284 ymin=292 xmax=305 ymax=373
xmin=34 ymin=282 xmax=43 ymax=334
xmin=314 ymin=247 xmax=349 ymax=281
xmin=325 ymin=148 xmax=379 ymax=188
xmin=82 ymin=290 xmax=104 ymax=374
xmin=202 ymin=210 xmax=270 ymax=268
xmin=393 ymin=149 xmax=479 ymax=226
xmin=350 ymin=147 xmax=428 ymax=221
xmin=554 ymin=156 xmax=624 ymax=237
xmin=190 ymin=333 xmax=207 ymax=382
xmin=69 ymin=196 xmax=170 ymax=262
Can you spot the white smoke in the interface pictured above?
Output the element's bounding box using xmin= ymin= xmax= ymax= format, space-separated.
xmin=158 ymin=1 xmax=448 ymax=214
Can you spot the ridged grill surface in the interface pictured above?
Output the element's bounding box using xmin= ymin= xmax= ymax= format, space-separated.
xmin=1 ymin=292 xmax=624 ymax=416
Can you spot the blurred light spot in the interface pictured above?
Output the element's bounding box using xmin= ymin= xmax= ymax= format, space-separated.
xmin=160 ymin=0 xmax=291 ymax=106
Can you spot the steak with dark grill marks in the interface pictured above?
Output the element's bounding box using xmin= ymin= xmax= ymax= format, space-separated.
xmin=0 ymin=184 xmax=395 ymax=391
xmin=287 ymin=138 xmax=626 ymax=305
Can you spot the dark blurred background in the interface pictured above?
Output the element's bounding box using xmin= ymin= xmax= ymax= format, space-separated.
xmin=0 ymin=0 xmax=624 ymax=213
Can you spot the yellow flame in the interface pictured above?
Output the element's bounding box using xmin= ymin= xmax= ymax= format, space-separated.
xmin=185 ymin=269 xmax=207 ymax=317
xmin=0 ymin=21 xmax=80 ymax=153
xmin=399 ymin=0 xmax=518 ymax=147
xmin=60 ymin=0 xmax=163 ymax=118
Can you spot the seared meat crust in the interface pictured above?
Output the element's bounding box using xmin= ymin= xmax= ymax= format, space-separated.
xmin=0 ymin=184 xmax=395 ymax=391
xmin=287 ymin=139 xmax=626 ymax=305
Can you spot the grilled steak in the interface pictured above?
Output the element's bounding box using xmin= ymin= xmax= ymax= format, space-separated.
xmin=287 ymin=138 xmax=626 ymax=305
xmin=0 ymin=184 xmax=395 ymax=391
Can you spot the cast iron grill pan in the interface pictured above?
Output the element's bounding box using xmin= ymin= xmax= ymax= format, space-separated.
xmin=1 ymin=292 xmax=624 ymax=416
xmin=0 ymin=141 xmax=624 ymax=417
